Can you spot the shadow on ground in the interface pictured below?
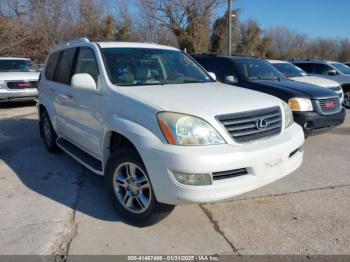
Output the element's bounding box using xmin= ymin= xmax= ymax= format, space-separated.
xmin=0 ymin=116 xmax=123 ymax=223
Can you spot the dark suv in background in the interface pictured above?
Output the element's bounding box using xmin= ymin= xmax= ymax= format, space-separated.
xmin=192 ymin=54 xmax=346 ymax=136
xmin=291 ymin=60 xmax=350 ymax=108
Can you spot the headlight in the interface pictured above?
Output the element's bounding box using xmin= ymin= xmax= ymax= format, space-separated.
xmin=282 ymin=101 xmax=294 ymax=129
xmin=157 ymin=112 xmax=225 ymax=145
xmin=288 ymin=97 xmax=313 ymax=112
xmin=0 ymin=80 xmax=6 ymax=89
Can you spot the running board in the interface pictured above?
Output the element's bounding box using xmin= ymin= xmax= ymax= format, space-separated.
xmin=56 ymin=137 xmax=103 ymax=175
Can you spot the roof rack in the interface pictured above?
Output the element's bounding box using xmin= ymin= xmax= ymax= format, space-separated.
xmin=65 ymin=38 xmax=90 ymax=45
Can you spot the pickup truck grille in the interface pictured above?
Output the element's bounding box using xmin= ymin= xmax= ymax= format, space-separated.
xmin=6 ymin=81 xmax=38 ymax=89
xmin=217 ymin=106 xmax=282 ymax=143
xmin=316 ymin=97 xmax=341 ymax=115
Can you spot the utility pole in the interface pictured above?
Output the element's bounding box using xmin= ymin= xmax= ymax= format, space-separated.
xmin=228 ymin=0 xmax=232 ymax=56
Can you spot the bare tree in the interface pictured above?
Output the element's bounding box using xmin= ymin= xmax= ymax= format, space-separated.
xmin=138 ymin=0 xmax=221 ymax=53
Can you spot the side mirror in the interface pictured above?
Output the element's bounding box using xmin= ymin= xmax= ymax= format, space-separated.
xmin=71 ymin=73 xmax=97 ymax=91
xmin=208 ymin=72 xmax=217 ymax=81
xmin=327 ymin=69 xmax=337 ymax=76
xmin=224 ymin=75 xmax=238 ymax=84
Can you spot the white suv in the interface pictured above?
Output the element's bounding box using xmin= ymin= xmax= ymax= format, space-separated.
xmin=38 ymin=39 xmax=304 ymax=226
xmin=0 ymin=57 xmax=39 ymax=102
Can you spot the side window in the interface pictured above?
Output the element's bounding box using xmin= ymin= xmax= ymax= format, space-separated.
xmin=75 ymin=48 xmax=99 ymax=83
xmin=312 ymin=64 xmax=331 ymax=75
xmin=294 ymin=63 xmax=311 ymax=73
xmin=56 ymin=48 xmax=77 ymax=84
xmin=45 ymin=51 xmax=61 ymax=81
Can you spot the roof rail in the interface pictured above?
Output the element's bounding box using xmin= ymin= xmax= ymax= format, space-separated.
xmin=66 ymin=38 xmax=90 ymax=45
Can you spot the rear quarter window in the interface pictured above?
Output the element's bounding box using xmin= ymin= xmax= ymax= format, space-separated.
xmin=45 ymin=52 xmax=61 ymax=81
xmin=56 ymin=48 xmax=77 ymax=84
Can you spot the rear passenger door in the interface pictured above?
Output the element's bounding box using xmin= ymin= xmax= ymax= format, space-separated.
xmin=52 ymin=48 xmax=78 ymax=138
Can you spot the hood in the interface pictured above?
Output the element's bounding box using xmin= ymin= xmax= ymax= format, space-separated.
xmin=0 ymin=72 xmax=40 ymax=81
xmin=308 ymin=74 xmax=350 ymax=85
xmin=290 ymin=76 xmax=339 ymax=88
xmin=253 ymin=79 xmax=337 ymax=99
xmin=119 ymin=82 xmax=283 ymax=117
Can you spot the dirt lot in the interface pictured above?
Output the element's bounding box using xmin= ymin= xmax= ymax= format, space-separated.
xmin=0 ymin=102 xmax=349 ymax=258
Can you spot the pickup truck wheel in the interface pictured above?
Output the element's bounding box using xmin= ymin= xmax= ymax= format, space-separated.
xmin=105 ymin=148 xmax=174 ymax=227
xmin=343 ymin=91 xmax=350 ymax=108
xmin=40 ymin=110 xmax=60 ymax=153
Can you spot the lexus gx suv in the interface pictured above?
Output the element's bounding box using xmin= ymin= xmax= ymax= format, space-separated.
xmin=38 ymin=39 xmax=304 ymax=226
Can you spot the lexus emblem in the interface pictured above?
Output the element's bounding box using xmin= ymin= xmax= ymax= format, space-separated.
xmin=256 ymin=119 xmax=268 ymax=130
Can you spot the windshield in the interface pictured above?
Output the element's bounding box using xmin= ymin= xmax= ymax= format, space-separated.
xmin=0 ymin=59 xmax=38 ymax=72
xmin=272 ymin=63 xmax=307 ymax=77
xmin=101 ymin=48 xmax=213 ymax=86
xmin=233 ymin=59 xmax=287 ymax=81
xmin=330 ymin=62 xmax=350 ymax=75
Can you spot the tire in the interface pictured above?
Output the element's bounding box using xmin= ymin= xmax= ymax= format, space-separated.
xmin=40 ymin=110 xmax=60 ymax=153
xmin=343 ymin=91 xmax=350 ymax=108
xmin=105 ymin=147 xmax=175 ymax=227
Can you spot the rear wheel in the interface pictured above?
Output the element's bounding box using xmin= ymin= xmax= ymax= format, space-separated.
xmin=40 ymin=110 xmax=60 ymax=153
xmin=105 ymin=147 xmax=174 ymax=227
xmin=343 ymin=91 xmax=350 ymax=108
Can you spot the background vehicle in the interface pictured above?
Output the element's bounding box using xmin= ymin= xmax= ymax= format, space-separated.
xmin=192 ymin=54 xmax=346 ymax=136
xmin=291 ymin=60 xmax=350 ymax=108
xmin=0 ymin=57 xmax=39 ymax=102
xmin=269 ymin=60 xmax=344 ymax=102
xmin=38 ymin=39 xmax=304 ymax=226
xmin=344 ymin=62 xmax=350 ymax=67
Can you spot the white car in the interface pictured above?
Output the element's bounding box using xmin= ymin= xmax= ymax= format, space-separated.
xmin=0 ymin=57 xmax=40 ymax=102
xmin=38 ymin=39 xmax=304 ymax=226
xmin=269 ymin=60 xmax=344 ymax=102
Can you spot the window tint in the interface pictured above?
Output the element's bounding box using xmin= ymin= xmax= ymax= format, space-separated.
xmin=193 ymin=57 xmax=234 ymax=82
xmin=75 ymin=48 xmax=99 ymax=83
xmin=45 ymin=52 xmax=61 ymax=81
xmin=56 ymin=48 xmax=77 ymax=84
xmin=312 ymin=64 xmax=333 ymax=75
xmin=294 ymin=63 xmax=312 ymax=73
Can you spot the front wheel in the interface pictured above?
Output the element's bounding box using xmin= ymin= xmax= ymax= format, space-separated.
xmin=343 ymin=91 xmax=350 ymax=108
xmin=105 ymin=148 xmax=174 ymax=227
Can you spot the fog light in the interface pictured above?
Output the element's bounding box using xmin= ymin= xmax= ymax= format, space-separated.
xmin=172 ymin=172 xmax=212 ymax=186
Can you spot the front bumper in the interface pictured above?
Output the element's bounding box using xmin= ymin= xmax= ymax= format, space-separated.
xmin=293 ymin=108 xmax=346 ymax=136
xmin=0 ymin=88 xmax=38 ymax=102
xmin=140 ymin=123 xmax=304 ymax=205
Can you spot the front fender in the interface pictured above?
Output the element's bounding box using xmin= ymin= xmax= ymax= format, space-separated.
xmin=102 ymin=115 xmax=164 ymax=167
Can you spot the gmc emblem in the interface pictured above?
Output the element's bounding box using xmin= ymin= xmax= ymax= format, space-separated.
xmin=324 ymin=101 xmax=336 ymax=109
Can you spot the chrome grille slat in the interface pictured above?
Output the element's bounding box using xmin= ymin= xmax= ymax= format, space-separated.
xmin=220 ymin=112 xmax=281 ymax=126
xmin=217 ymin=106 xmax=282 ymax=143
xmin=233 ymin=122 xmax=281 ymax=137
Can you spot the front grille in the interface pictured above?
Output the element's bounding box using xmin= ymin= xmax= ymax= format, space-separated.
xmin=217 ymin=106 xmax=282 ymax=143
xmin=212 ymin=168 xmax=248 ymax=181
xmin=6 ymin=81 xmax=38 ymax=89
xmin=316 ymin=97 xmax=341 ymax=115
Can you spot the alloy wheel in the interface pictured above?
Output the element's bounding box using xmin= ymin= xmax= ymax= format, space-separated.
xmin=112 ymin=162 xmax=152 ymax=214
